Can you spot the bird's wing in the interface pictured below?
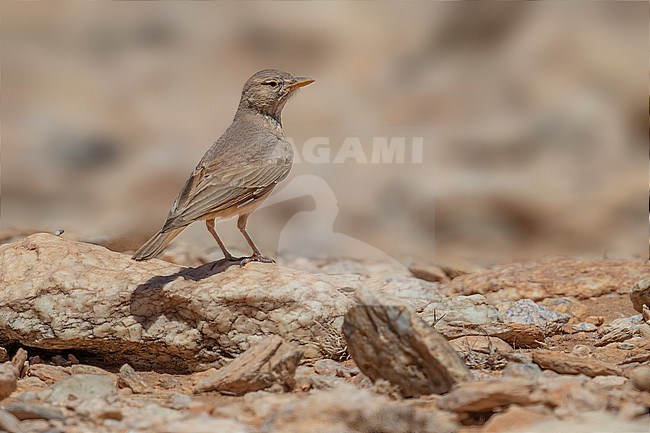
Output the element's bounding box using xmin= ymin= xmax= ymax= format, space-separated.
xmin=161 ymin=158 xmax=291 ymax=232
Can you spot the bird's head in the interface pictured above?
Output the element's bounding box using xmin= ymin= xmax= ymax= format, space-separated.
xmin=239 ymin=69 xmax=315 ymax=122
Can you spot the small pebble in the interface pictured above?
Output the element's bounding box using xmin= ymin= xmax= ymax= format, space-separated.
xmin=157 ymin=375 xmax=181 ymax=390
xmin=50 ymin=355 xmax=70 ymax=367
xmin=504 ymin=353 xmax=534 ymax=364
xmin=591 ymin=375 xmax=627 ymax=387
xmin=571 ymin=322 xmax=597 ymax=332
xmin=502 ymin=362 xmax=542 ymax=379
xmin=169 ymin=393 xmax=193 ymax=410
xmin=571 ymin=344 xmax=592 ymax=357
xmin=584 ymin=316 xmax=604 ymax=326
xmin=20 ymin=419 xmax=50 ymax=431
xmin=618 ymin=402 xmax=649 ymax=421
xmin=616 ymin=343 xmax=634 ymax=350
xmin=629 ymin=365 xmax=650 ymax=392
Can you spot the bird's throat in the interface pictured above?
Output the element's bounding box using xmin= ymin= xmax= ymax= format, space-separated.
xmin=238 ymin=104 xmax=284 ymax=131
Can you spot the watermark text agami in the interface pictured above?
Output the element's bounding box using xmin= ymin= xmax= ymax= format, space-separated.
xmin=290 ymin=137 xmax=424 ymax=164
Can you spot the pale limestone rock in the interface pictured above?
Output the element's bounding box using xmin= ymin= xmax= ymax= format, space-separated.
xmin=118 ymin=364 xmax=147 ymax=394
xmin=0 ymin=409 xmax=24 ymax=433
xmin=629 ymin=365 xmax=650 ymax=392
xmin=482 ymin=405 xmax=550 ymax=433
xmin=2 ymin=402 xmax=64 ymax=421
xmin=46 ymin=374 xmax=117 ymax=405
xmin=438 ymin=378 xmax=540 ymax=413
xmin=193 ymin=335 xmax=302 ymax=395
xmin=499 ymin=412 xmax=649 ymax=433
xmin=261 ymin=384 xmax=458 ymax=433
xmin=0 ymin=234 xmax=352 ymax=371
xmin=445 ymin=257 xmax=650 ymax=302
xmin=449 ymin=336 xmax=513 ymax=354
xmin=158 ymin=415 xmax=250 ymax=433
xmin=26 ymin=365 xmax=70 ymax=385
xmin=531 ymin=350 xmax=622 ymax=377
xmin=499 ymin=299 xmax=571 ymax=333
xmin=422 ymin=295 xmax=545 ymax=347
xmin=409 ymin=261 xmax=450 ymax=283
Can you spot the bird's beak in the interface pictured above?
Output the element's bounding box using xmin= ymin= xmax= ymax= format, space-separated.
xmin=288 ymin=77 xmax=315 ymax=91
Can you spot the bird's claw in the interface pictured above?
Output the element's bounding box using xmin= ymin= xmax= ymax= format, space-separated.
xmin=207 ymin=255 xmax=245 ymax=271
xmin=239 ymin=255 xmax=276 ymax=266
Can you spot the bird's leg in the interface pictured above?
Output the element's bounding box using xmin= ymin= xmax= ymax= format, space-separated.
xmin=205 ymin=219 xmax=238 ymax=261
xmin=237 ymin=214 xmax=275 ymax=265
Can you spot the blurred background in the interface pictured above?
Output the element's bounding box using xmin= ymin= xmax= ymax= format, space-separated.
xmin=1 ymin=2 xmax=647 ymax=266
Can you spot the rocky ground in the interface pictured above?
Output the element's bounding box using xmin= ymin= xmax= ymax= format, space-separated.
xmin=0 ymin=233 xmax=649 ymax=433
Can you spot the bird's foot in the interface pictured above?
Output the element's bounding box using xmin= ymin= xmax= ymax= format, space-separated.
xmin=207 ymin=255 xmax=245 ymax=271
xmin=239 ymin=255 xmax=276 ymax=266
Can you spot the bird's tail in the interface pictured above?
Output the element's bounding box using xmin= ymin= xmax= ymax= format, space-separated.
xmin=132 ymin=227 xmax=185 ymax=261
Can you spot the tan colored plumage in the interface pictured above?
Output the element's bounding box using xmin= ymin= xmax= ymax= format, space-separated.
xmin=132 ymin=69 xmax=314 ymax=263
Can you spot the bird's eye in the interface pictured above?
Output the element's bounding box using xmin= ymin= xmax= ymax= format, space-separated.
xmin=265 ymin=81 xmax=279 ymax=88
